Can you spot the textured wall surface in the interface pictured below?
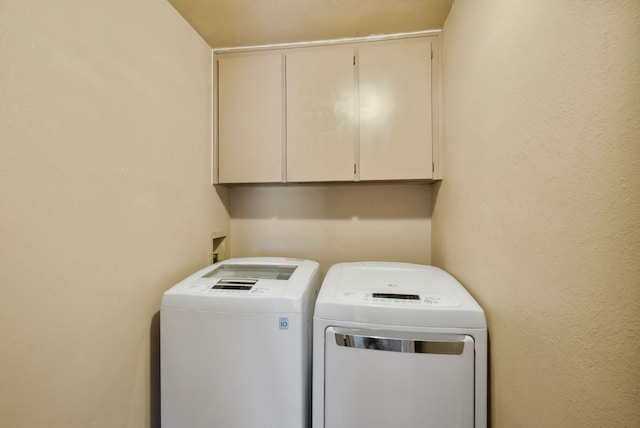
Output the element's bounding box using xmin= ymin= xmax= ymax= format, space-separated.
xmin=230 ymin=184 xmax=431 ymax=274
xmin=433 ymin=0 xmax=640 ymax=426
xmin=168 ymin=0 xmax=452 ymax=48
xmin=0 ymin=1 xmax=229 ymax=426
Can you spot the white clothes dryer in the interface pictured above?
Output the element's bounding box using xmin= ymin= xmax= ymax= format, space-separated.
xmin=312 ymin=262 xmax=487 ymax=428
xmin=161 ymin=257 xmax=320 ymax=428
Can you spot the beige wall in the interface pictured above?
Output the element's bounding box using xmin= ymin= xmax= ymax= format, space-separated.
xmin=434 ymin=0 xmax=640 ymax=426
xmin=229 ymin=184 xmax=431 ymax=274
xmin=0 ymin=1 xmax=229 ymax=427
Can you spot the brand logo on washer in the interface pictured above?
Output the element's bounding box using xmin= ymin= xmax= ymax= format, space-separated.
xmin=387 ymin=283 xmax=399 ymax=287
xmin=279 ymin=317 xmax=289 ymax=330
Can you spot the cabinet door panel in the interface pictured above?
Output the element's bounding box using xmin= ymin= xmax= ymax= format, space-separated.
xmin=286 ymin=48 xmax=356 ymax=182
xmin=218 ymin=53 xmax=283 ymax=183
xmin=359 ymin=38 xmax=433 ymax=180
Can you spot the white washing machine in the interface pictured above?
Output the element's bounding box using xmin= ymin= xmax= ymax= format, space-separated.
xmin=161 ymin=257 xmax=320 ymax=428
xmin=312 ymin=262 xmax=487 ymax=428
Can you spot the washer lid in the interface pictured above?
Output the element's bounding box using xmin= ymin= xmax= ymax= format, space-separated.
xmin=314 ymin=262 xmax=486 ymax=329
xmin=203 ymin=263 xmax=298 ymax=281
xmin=161 ymin=257 xmax=319 ymax=313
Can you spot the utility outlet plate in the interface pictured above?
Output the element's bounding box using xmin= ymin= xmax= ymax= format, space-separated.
xmin=211 ymin=232 xmax=228 ymax=264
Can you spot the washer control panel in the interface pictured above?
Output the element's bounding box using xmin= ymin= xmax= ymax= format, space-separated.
xmin=183 ymin=278 xmax=284 ymax=296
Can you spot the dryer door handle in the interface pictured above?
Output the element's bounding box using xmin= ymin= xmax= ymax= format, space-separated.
xmin=334 ymin=333 xmax=466 ymax=355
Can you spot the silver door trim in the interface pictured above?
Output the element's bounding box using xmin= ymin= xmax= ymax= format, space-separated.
xmin=334 ymin=332 xmax=465 ymax=355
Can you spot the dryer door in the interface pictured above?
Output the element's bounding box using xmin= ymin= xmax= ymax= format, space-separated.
xmin=324 ymin=327 xmax=475 ymax=428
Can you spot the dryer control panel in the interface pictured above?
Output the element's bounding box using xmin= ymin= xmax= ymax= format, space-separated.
xmin=337 ymin=290 xmax=461 ymax=307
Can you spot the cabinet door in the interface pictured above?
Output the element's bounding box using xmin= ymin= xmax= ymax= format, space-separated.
xmin=359 ymin=38 xmax=433 ymax=180
xmin=286 ymin=47 xmax=356 ymax=182
xmin=217 ymin=53 xmax=283 ymax=183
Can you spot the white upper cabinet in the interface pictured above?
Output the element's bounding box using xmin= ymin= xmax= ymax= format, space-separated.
xmin=286 ymin=47 xmax=356 ymax=182
xmin=217 ymin=52 xmax=284 ymax=183
xmin=359 ymin=38 xmax=433 ymax=181
xmin=213 ymin=34 xmax=440 ymax=184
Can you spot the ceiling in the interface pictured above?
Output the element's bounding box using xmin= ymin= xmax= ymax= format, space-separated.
xmin=168 ymin=0 xmax=453 ymax=49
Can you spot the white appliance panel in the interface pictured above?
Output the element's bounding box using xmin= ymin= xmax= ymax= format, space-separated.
xmin=161 ymin=309 xmax=306 ymax=428
xmin=323 ymin=327 xmax=475 ymax=428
